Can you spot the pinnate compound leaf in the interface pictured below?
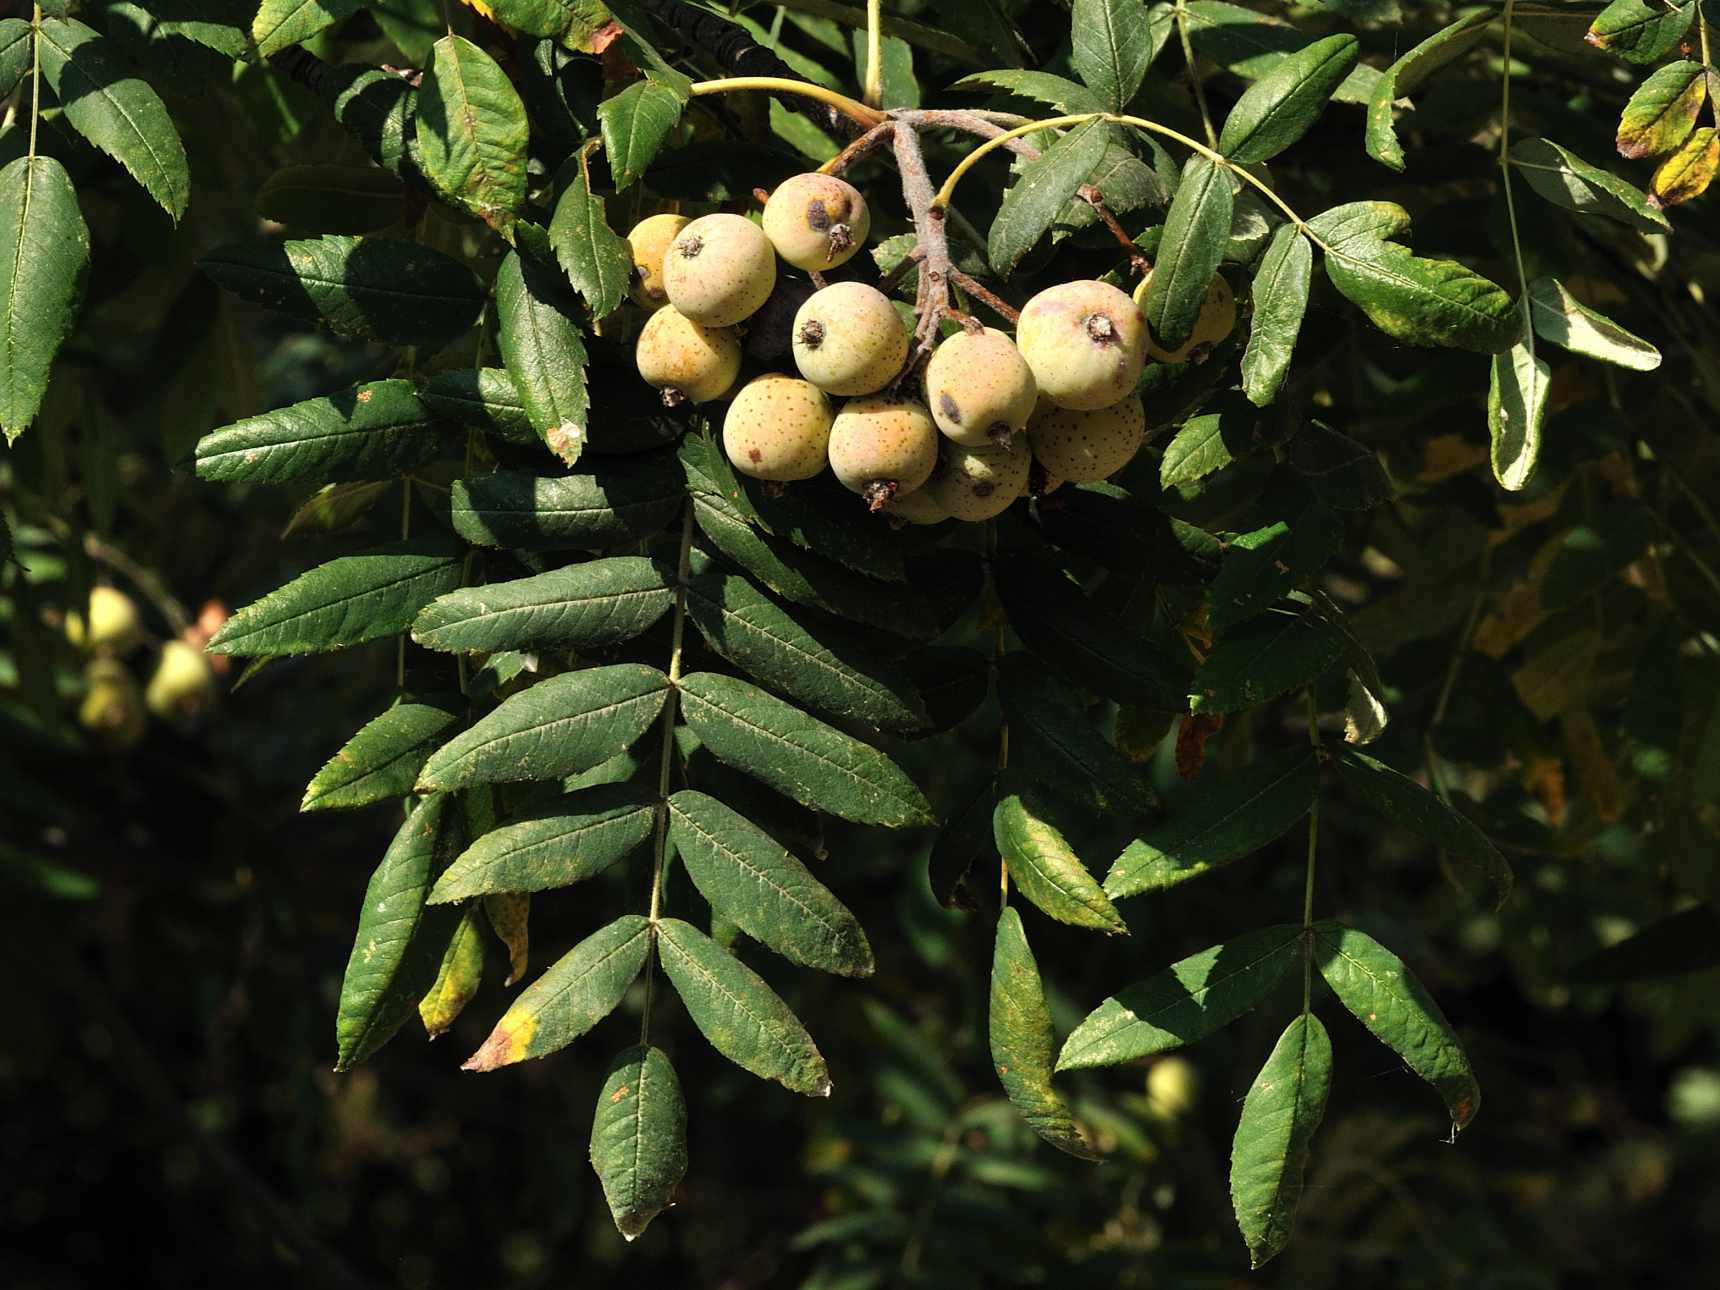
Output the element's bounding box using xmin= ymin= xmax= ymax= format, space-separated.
xmin=253 ymin=0 xmax=361 ymax=59
xmin=1207 ymin=502 xmax=1342 ymax=633
xmin=1313 ymin=921 xmax=1480 ymax=1132
xmin=994 ymin=790 xmax=1126 ymax=935
xmin=417 ymin=35 xmax=529 ymax=234
xmin=590 ymin=1045 xmax=686 ymax=1240
xmin=1648 ymin=126 xmax=1718 ymax=208
xmin=677 ymin=672 xmax=932 ymax=827
xmin=998 ymin=654 xmax=1155 ymax=817
xmin=1219 ymin=34 xmax=1357 ymax=165
xmin=303 ymin=696 xmax=462 ymax=812
xmin=419 ymin=908 xmax=487 ymax=1039
xmin=465 ymin=915 xmax=651 ymax=1070
xmin=1488 ymin=336 xmax=1550 ymax=492
xmin=667 ymin=789 xmax=875 ymax=977
xmin=1159 ymin=398 xmax=1256 ymax=490
xmin=550 ymin=156 xmax=632 ymax=315
xmin=1334 ymin=749 xmax=1512 ymax=909
xmin=599 ymin=79 xmax=685 ymax=191
xmin=38 ymin=18 xmax=189 ymax=222
xmin=1191 ymin=611 xmax=1345 ymax=714
xmin=1364 ymin=11 xmax=1496 ymax=172
xmin=656 ymin=918 xmax=832 ymax=1096
xmin=686 ymin=567 xmax=929 ymax=734
xmin=1288 ymin=422 xmax=1393 ymax=511
xmin=1304 ymin=200 xmax=1411 ymax=252
xmin=335 ymin=793 xmax=462 ymax=1070
xmin=0 ymin=157 xmax=88 ymax=444
xmin=200 ymin=236 xmax=486 ymax=348
xmin=412 ymin=557 xmax=676 ymax=654
xmin=990 ymin=908 xmax=1099 ymax=1159
xmin=451 ymin=460 xmax=683 ymax=552
xmin=1145 ymin=155 xmax=1233 ymax=349
xmin=1616 ymin=60 xmax=1707 ymax=159
xmin=1071 ymin=0 xmax=1158 ymax=111
xmin=207 ymin=536 xmax=466 ymax=658
xmin=988 ymin=120 xmax=1108 ymax=277
xmin=191 ymin=380 xmax=445 ymax=484
xmin=1510 ymin=137 xmax=1670 ymax=233
xmin=950 ymin=69 xmax=1107 ymax=113
xmin=1105 ymin=748 xmax=1318 ymax=899
xmin=1586 ymin=0 xmax=1695 ymax=65
xmin=1322 ymin=238 xmax=1520 ymax=353
xmin=429 ymin=783 xmax=657 ymax=903
xmin=1230 ymin=1013 xmax=1332 ymax=1269
xmin=423 ymin=368 xmax=535 ymax=444
xmin=495 ymin=250 xmax=590 ymax=462
xmin=1527 ymin=277 xmax=1660 ymax=372
xmin=418 ymin=664 xmax=669 ymax=791
xmin=1058 ymin=924 xmax=1301 ymax=1070
xmin=1242 ymin=225 xmax=1312 ymax=407
xmin=1181 ymin=0 xmax=1379 ymax=105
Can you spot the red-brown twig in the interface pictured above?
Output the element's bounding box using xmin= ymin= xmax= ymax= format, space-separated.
xmin=949 ymin=269 xmax=1020 ymax=325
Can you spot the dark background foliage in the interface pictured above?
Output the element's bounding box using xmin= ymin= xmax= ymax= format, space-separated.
xmin=4 ymin=1 xmax=1720 ymax=1286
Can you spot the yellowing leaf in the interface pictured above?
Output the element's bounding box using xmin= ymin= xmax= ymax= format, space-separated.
xmin=1649 ymin=126 xmax=1718 ymax=209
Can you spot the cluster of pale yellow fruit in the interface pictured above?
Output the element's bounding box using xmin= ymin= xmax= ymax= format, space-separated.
xmin=67 ymin=586 xmax=220 ymax=750
xmin=627 ymin=172 xmax=1235 ymax=523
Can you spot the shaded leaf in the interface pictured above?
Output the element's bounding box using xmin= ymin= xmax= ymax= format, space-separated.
xmin=1159 ymin=398 xmax=1256 ymax=490
xmin=1540 ymin=503 xmax=1658 ymax=612
xmin=1058 ymin=925 xmax=1301 ymax=1070
xmin=257 ymin=163 xmax=407 ymax=235
xmin=0 ymin=157 xmax=89 ymax=443
xmin=990 ymin=908 xmax=1099 ymax=1159
xmin=950 ymin=69 xmax=1107 ymax=114
xmin=464 ymin=915 xmax=651 ymax=1070
xmin=1208 ymin=503 xmax=1342 ymax=632
xmin=423 ymin=367 xmax=535 ymax=444
xmin=1105 ymin=748 xmax=1319 ymax=899
xmin=1313 ymin=921 xmax=1480 ymax=1132
xmin=1648 ymin=125 xmax=1718 ymax=208
xmin=485 ymin=891 xmax=531 ymax=985
xmin=1230 ymin=1013 xmax=1332 ymax=1269
xmin=994 ymin=789 xmax=1126 ymax=935
xmin=590 ymin=1044 xmax=686 ymax=1240
xmin=1510 ymin=137 xmax=1670 ymax=232
xmin=998 ymin=653 xmax=1155 ymax=817
xmin=657 ymin=918 xmax=831 ymax=1096
xmin=429 ymin=783 xmax=657 ymax=902
xmin=1289 ymin=422 xmax=1393 ymax=510
xmin=191 ymin=380 xmax=444 ymax=484
xmin=1191 ymin=611 xmax=1345 ymax=713
xmin=303 ymin=696 xmax=461 ymax=812
xmin=1570 ymin=906 xmax=1720 ymax=983
xmin=452 ymin=458 xmax=684 ymax=551
xmin=667 ymin=789 xmax=875 ymax=977
xmin=419 ymin=908 xmax=487 ymax=1039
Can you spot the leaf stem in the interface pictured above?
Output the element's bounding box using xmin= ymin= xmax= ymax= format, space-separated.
xmin=641 ymin=504 xmax=696 ymax=1043
xmin=689 ymin=76 xmax=886 ymax=128
xmin=397 ymin=477 xmax=411 ymax=692
xmin=1174 ymin=0 xmax=1219 ymax=149
xmin=1497 ymin=1 xmax=1534 ymax=361
xmin=1301 ymin=689 xmax=1320 ymax=1013
xmin=28 ymin=5 xmax=41 ymax=163
xmin=863 ymin=0 xmax=884 ymax=109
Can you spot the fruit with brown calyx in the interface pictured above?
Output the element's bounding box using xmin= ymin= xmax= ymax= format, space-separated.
xmin=792 ymin=282 xmax=909 ymax=397
xmin=634 ymin=307 xmax=742 ymax=405
xmin=663 ymin=213 xmax=777 ymax=327
xmin=928 ymin=436 xmax=1032 ymax=522
xmin=1015 ymin=280 xmax=1147 ymax=411
xmin=925 ymin=327 xmax=1038 ymax=447
xmin=828 ymin=396 xmax=939 ymax=511
xmin=762 ymin=173 xmax=871 ymax=272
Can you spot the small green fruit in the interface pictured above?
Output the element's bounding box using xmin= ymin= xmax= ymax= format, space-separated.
xmin=79 ymin=658 xmax=146 ymax=750
xmin=723 ymin=374 xmax=833 ymax=482
xmin=1015 ymin=280 xmax=1147 ymax=411
xmin=66 ymin=586 xmax=144 ymax=657
xmin=146 ymin=639 xmax=219 ymax=723
xmin=663 ymin=213 xmax=777 ymax=327
xmin=635 ymin=306 xmax=742 ymax=404
xmin=762 ymin=173 xmax=870 ymax=272
xmin=928 ymin=436 xmax=1031 ymax=522
xmin=925 ymin=327 xmax=1038 ymax=447
xmin=625 ymin=212 xmax=690 ymax=310
xmin=828 ymin=396 xmax=940 ymax=510
xmin=792 ymin=282 xmax=909 ymax=396
xmin=1027 ymin=394 xmax=1145 ymax=483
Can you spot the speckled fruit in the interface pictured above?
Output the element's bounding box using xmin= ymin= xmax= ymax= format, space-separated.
xmin=929 ymin=435 xmax=1032 ymax=522
xmin=1134 ymin=271 xmax=1236 ymax=364
xmin=828 ymin=396 xmax=939 ymax=510
xmin=882 ymin=488 xmax=950 ymax=525
xmin=663 ymin=213 xmax=777 ymax=327
xmin=722 ymin=374 xmax=833 ymax=482
xmin=1015 ymin=280 xmax=1147 ymax=411
xmin=635 ymin=307 xmax=742 ymax=404
xmin=925 ymin=327 xmax=1038 ymax=446
xmin=762 ymin=173 xmax=871 ymax=272
xmin=626 ymin=212 xmax=689 ymax=310
xmin=792 ymin=282 xmax=909 ymax=396
xmin=1027 ymin=394 xmax=1146 ymax=483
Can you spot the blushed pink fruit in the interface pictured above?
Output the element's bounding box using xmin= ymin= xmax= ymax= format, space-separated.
xmin=1026 ymin=394 xmax=1146 ymax=483
xmin=828 ymin=396 xmax=939 ymax=511
xmin=1015 ymin=280 xmax=1147 ymax=411
xmin=722 ymin=374 xmax=832 ymax=482
xmin=762 ymin=173 xmax=871 ymax=272
xmin=663 ymin=213 xmax=776 ymax=327
xmin=925 ymin=327 xmax=1038 ymax=447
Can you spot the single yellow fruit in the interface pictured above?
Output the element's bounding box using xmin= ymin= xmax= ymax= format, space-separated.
xmin=79 ymin=658 xmax=146 ymax=750
xmin=924 ymin=327 xmax=1038 ymax=447
xmin=1015 ymin=280 xmax=1147 ymax=411
xmin=663 ymin=213 xmax=777 ymax=327
xmin=146 ymin=639 xmax=220 ymax=723
xmin=762 ymin=173 xmax=871 ymax=272
xmin=634 ymin=306 xmax=742 ymax=404
xmin=722 ymin=374 xmax=833 ymax=482
xmin=1134 ymin=271 xmax=1236 ymax=364
xmin=1027 ymin=394 xmax=1146 ymax=483
xmin=626 ymin=212 xmax=690 ymax=310
xmin=792 ymin=282 xmax=909 ymax=396
xmin=928 ymin=435 xmax=1032 ymax=522
xmin=66 ymin=586 xmax=145 ymax=657
xmin=1147 ymin=1056 xmax=1200 ymax=1118
xmin=828 ymin=396 xmax=939 ymax=510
